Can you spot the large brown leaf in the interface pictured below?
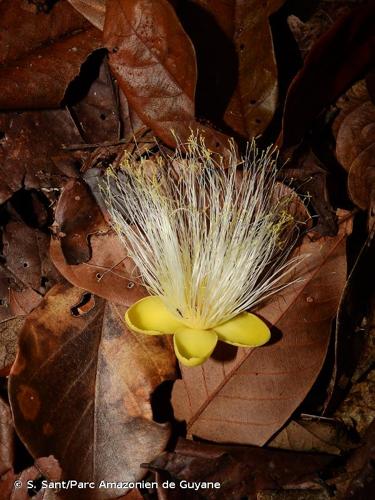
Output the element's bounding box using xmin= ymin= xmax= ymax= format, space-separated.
xmin=50 ymin=179 xmax=147 ymax=305
xmin=0 ymin=0 xmax=103 ymax=109
xmin=103 ymin=0 xmax=229 ymax=150
xmin=185 ymin=0 xmax=284 ymax=138
xmin=9 ymin=284 xmax=176 ymax=499
xmin=172 ymin=214 xmax=352 ymax=445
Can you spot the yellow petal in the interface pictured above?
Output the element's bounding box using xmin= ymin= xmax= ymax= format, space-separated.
xmin=214 ymin=312 xmax=270 ymax=347
xmin=174 ymin=328 xmax=218 ymax=367
xmin=125 ymin=296 xmax=183 ymax=335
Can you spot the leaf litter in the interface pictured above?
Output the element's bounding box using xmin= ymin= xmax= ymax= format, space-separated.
xmin=0 ymin=0 xmax=374 ymax=499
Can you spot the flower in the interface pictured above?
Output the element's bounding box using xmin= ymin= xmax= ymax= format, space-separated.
xmin=101 ymin=135 xmax=301 ymax=366
xmin=125 ymin=296 xmax=270 ymax=366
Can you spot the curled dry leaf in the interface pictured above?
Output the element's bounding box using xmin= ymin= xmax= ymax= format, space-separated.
xmin=68 ymin=0 xmax=106 ymax=30
xmin=172 ymin=213 xmax=352 ymax=446
xmin=104 ymin=0 xmax=229 ymax=151
xmin=0 ymin=110 xmax=83 ymax=205
xmin=336 ymin=99 xmax=375 ymax=216
xmin=186 ymin=0 xmax=284 ymax=138
xmin=9 ymin=284 xmax=176 ymax=499
xmin=0 ymin=0 xmax=103 ymax=109
xmin=50 ymin=179 xmax=147 ymax=305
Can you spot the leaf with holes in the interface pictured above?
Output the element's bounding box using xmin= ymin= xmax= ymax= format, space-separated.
xmin=171 ymin=213 xmax=352 ymax=445
xmin=182 ymin=0 xmax=285 ymax=138
xmin=50 ymin=179 xmax=147 ymax=306
xmin=9 ymin=284 xmax=176 ymax=499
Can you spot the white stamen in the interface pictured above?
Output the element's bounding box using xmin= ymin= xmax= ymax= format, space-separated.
xmin=101 ymin=136 xmax=303 ymax=330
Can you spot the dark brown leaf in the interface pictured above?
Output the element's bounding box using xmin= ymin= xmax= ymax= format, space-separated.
xmin=0 ymin=110 xmax=83 ymax=204
xmin=2 ymin=219 xmax=61 ymax=294
xmin=172 ymin=214 xmax=351 ymax=446
xmin=281 ymin=2 xmax=375 ymax=150
xmin=335 ymin=99 xmax=375 ymax=222
xmin=70 ymin=58 xmax=121 ymax=144
xmin=0 ymin=0 xmax=103 ymax=109
xmin=184 ymin=0 xmax=284 ymax=138
xmin=147 ymin=437 xmax=335 ymax=499
xmin=9 ymin=284 xmax=176 ymax=499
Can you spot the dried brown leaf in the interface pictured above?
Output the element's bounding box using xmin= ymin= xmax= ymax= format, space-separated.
xmin=188 ymin=0 xmax=284 ymax=138
xmin=269 ymin=418 xmax=357 ymax=455
xmin=50 ymin=179 xmax=147 ymax=305
xmin=281 ymin=2 xmax=375 ymax=150
xmin=0 ymin=110 xmax=83 ymax=204
xmin=68 ymin=0 xmax=106 ymax=30
xmin=0 ymin=0 xmax=102 ymax=109
xmin=0 ymin=317 xmax=26 ymax=375
xmin=147 ymin=437 xmax=335 ymax=499
xmin=172 ymin=215 xmax=352 ymax=445
xmin=104 ymin=0 xmax=229 ymax=150
xmin=70 ymin=58 xmax=121 ymax=144
xmin=2 ymin=219 xmax=61 ymax=294
xmin=9 ymin=284 xmax=176 ymax=499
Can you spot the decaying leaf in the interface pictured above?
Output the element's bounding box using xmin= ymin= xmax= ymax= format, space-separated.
xmin=0 ymin=0 xmax=103 ymax=109
xmin=50 ymin=179 xmax=147 ymax=305
xmin=0 ymin=317 xmax=26 ymax=376
xmin=70 ymin=58 xmax=121 ymax=144
xmin=184 ymin=0 xmax=284 ymax=138
xmin=9 ymin=284 xmax=176 ymax=499
xmin=2 ymin=218 xmax=61 ymax=294
xmin=0 ymin=110 xmax=83 ymax=204
xmin=172 ymin=214 xmax=352 ymax=445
